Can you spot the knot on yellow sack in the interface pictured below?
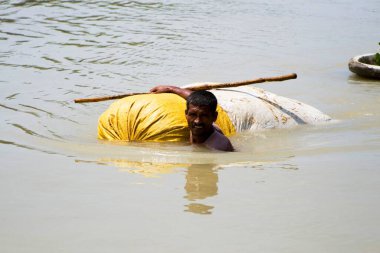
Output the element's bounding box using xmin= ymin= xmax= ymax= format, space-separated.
xmin=98 ymin=93 xmax=235 ymax=142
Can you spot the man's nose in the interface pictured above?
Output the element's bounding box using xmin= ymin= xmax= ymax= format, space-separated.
xmin=194 ymin=116 xmax=201 ymax=124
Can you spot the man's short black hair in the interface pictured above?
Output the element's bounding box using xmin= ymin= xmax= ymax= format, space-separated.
xmin=186 ymin=90 xmax=217 ymax=113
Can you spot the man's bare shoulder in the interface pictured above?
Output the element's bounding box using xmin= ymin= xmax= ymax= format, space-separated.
xmin=203 ymin=129 xmax=234 ymax=152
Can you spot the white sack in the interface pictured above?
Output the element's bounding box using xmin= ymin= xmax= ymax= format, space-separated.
xmin=182 ymin=84 xmax=331 ymax=132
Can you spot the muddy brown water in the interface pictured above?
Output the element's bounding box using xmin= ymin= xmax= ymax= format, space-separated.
xmin=1 ymin=1 xmax=379 ymax=252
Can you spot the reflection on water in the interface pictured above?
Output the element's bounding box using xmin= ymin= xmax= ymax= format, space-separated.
xmin=184 ymin=164 xmax=218 ymax=215
xmin=78 ymin=158 xmax=219 ymax=214
xmin=77 ymin=158 xmax=219 ymax=214
xmin=78 ymin=158 xmax=299 ymax=215
xmin=185 ymin=203 xmax=214 ymax=215
xmin=185 ymin=164 xmax=218 ymax=201
xmin=96 ymin=159 xmax=187 ymax=177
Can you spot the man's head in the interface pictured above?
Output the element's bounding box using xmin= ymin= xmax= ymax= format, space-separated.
xmin=186 ymin=90 xmax=218 ymax=113
xmin=185 ymin=91 xmax=218 ymax=142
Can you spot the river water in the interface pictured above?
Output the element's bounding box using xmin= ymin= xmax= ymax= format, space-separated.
xmin=1 ymin=0 xmax=380 ymax=252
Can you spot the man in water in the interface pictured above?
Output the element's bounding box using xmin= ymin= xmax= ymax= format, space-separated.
xmin=150 ymin=86 xmax=234 ymax=152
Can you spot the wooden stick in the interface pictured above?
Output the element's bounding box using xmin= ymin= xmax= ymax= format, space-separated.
xmin=74 ymin=92 xmax=145 ymax=103
xmin=184 ymin=73 xmax=297 ymax=90
xmin=74 ymin=73 xmax=297 ymax=103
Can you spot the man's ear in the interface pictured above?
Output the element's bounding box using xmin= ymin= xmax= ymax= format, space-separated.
xmin=213 ymin=111 xmax=218 ymax=122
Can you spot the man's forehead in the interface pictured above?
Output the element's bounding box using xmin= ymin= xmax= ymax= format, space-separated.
xmin=187 ymin=104 xmax=214 ymax=112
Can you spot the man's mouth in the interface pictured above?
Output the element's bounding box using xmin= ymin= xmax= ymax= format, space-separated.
xmin=192 ymin=124 xmax=205 ymax=129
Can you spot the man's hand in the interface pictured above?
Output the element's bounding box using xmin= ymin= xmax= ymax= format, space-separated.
xmin=150 ymin=85 xmax=176 ymax=94
xmin=150 ymin=85 xmax=192 ymax=99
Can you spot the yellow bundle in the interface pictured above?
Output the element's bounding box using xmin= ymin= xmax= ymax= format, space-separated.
xmin=98 ymin=93 xmax=235 ymax=142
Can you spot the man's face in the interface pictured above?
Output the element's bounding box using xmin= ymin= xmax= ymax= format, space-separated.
xmin=185 ymin=104 xmax=217 ymax=137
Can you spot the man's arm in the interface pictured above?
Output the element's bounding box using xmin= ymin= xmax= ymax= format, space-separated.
xmin=150 ymin=86 xmax=192 ymax=99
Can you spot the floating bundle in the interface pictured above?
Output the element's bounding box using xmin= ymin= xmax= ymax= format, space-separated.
xmin=98 ymin=85 xmax=331 ymax=142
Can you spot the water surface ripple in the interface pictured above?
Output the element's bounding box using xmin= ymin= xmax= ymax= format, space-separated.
xmin=1 ymin=0 xmax=380 ymax=252
xmin=0 ymin=0 xmax=379 ymax=164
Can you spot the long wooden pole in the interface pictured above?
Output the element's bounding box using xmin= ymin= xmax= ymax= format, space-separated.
xmin=74 ymin=73 xmax=297 ymax=103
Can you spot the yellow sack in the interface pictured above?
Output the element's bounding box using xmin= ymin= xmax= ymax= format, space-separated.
xmin=98 ymin=93 xmax=235 ymax=142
